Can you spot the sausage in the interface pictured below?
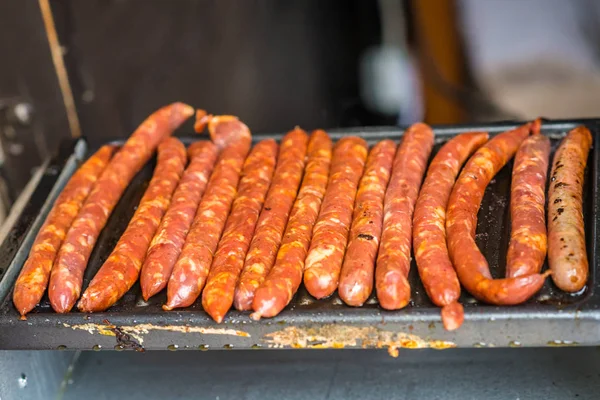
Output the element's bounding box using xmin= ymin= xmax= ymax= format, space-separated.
xmin=77 ymin=138 xmax=187 ymax=312
xmin=202 ymin=140 xmax=278 ymax=322
xmin=49 ymin=102 xmax=194 ymax=313
xmin=303 ymin=137 xmax=368 ymax=299
xmin=376 ymin=123 xmax=434 ymax=310
xmin=338 ymin=140 xmax=396 ymax=307
xmin=548 ymin=126 xmax=592 ymax=292
xmin=412 ymin=132 xmax=488 ymax=330
xmin=446 ymin=122 xmax=550 ymax=305
xmin=250 ymin=130 xmax=332 ymax=319
xmin=506 ymin=134 xmax=550 ymax=278
xmin=163 ymin=114 xmax=252 ymax=310
xmin=140 ymin=141 xmax=218 ymax=300
xmin=12 ymin=145 xmax=115 ymax=318
xmin=234 ymin=128 xmax=309 ymax=311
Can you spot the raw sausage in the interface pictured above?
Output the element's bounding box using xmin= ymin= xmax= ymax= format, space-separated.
xmin=202 ymin=140 xmax=278 ymax=322
xmin=78 ymin=137 xmax=187 ymax=312
xmin=376 ymin=123 xmax=434 ymax=310
xmin=13 ymin=145 xmax=115 ymax=318
xmin=303 ymin=136 xmax=368 ymax=299
xmin=251 ymin=130 xmax=332 ymax=319
xmin=446 ymin=122 xmax=550 ymax=305
xmin=234 ymin=128 xmax=308 ymax=311
xmin=49 ymin=102 xmax=193 ymax=313
xmin=140 ymin=141 xmax=218 ymax=300
xmin=163 ymin=113 xmax=252 ymax=310
xmin=412 ymin=132 xmax=488 ymax=330
xmin=548 ymin=126 xmax=592 ymax=292
xmin=506 ymin=134 xmax=550 ymax=278
xmin=338 ymin=140 xmax=396 ymax=307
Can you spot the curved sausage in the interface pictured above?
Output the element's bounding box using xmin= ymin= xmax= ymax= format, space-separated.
xmin=506 ymin=134 xmax=550 ymax=278
xmin=338 ymin=140 xmax=396 ymax=307
xmin=13 ymin=145 xmax=115 ymax=318
xmin=234 ymin=128 xmax=308 ymax=311
xmin=140 ymin=141 xmax=218 ymax=300
xmin=163 ymin=114 xmax=252 ymax=310
xmin=548 ymin=126 xmax=592 ymax=292
xmin=49 ymin=102 xmax=194 ymax=313
xmin=202 ymin=140 xmax=278 ymax=322
xmin=446 ymin=122 xmax=550 ymax=305
xmin=376 ymin=123 xmax=434 ymax=310
xmin=250 ymin=130 xmax=332 ymax=319
xmin=412 ymin=132 xmax=488 ymax=330
xmin=303 ymin=137 xmax=368 ymax=299
xmin=78 ymin=138 xmax=187 ymax=312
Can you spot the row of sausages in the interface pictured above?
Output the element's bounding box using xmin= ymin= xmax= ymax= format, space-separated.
xmin=12 ymin=103 xmax=593 ymax=331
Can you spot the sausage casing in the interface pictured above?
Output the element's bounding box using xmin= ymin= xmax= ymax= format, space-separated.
xmin=49 ymin=103 xmax=193 ymax=313
xmin=13 ymin=145 xmax=115 ymax=318
xmin=338 ymin=140 xmax=396 ymax=307
xmin=548 ymin=126 xmax=592 ymax=292
xmin=376 ymin=123 xmax=434 ymax=310
xmin=202 ymin=140 xmax=278 ymax=322
xmin=234 ymin=128 xmax=308 ymax=311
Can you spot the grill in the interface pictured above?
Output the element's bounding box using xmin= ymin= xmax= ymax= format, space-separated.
xmin=0 ymin=120 xmax=597 ymax=351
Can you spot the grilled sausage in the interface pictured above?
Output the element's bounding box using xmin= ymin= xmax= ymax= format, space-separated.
xmin=412 ymin=132 xmax=488 ymax=330
xmin=78 ymin=138 xmax=187 ymax=312
xmin=446 ymin=122 xmax=550 ymax=305
xmin=250 ymin=130 xmax=332 ymax=319
xmin=338 ymin=140 xmax=396 ymax=307
xmin=506 ymin=134 xmax=550 ymax=278
xmin=202 ymin=140 xmax=278 ymax=322
xmin=376 ymin=123 xmax=434 ymax=310
xmin=163 ymin=114 xmax=252 ymax=310
xmin=303 ymin=137 xmax=368 ymax=299
xmin=49 ymin=103 xmax=194 ymax=313
xmin=234 ymin=128 xmax=309 ymax=311
xmin=13 ymin=145 xmax=115 ymax=318
xmin=548 ymin=126 xmax=592 ymax=292
xmin=140 ymin=141 xmax=218 ymax=300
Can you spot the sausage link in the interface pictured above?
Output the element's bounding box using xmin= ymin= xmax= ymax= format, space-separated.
xmin=202 ymin=140 xmax=278 ymax=322
xmin=446 ymin=122 xmax=550 ymax=305
xmin=13 ymin=145 xmax=115 ymax=318
xmin=250 ymin=130 xmax=332 ymax=319
xmin=78 ymin=138 xmax=187 ymax=312
xmin=234 ymin=128 xmax=309 ymax=311
xmin=140 ymin=141 xmax=218 ymax=300
xmin=163 ymin=115 xmax=252 ymax=310
xmin=338 ymin=140 xmax=396 ymax=306
xmin=303 ymin=137 xmax=368 ymax=299
xmin=49 ymin=103 xmax=193 ymax=313
xmin=548 ymin=126 xmax=592 ymax=292
xmin=506 ymin=134 xmax=550 ymax=278
xmin=412 ymin=132 xmax=488 ymax=330
xmin=376 ymin=123 xmax=434 ymax=310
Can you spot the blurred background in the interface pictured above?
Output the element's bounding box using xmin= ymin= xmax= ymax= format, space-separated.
xmin=1 ymin=0 xmax=600 ymax=222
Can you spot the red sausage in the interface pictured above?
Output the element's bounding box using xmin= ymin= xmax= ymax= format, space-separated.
xmin=506 ymin=134 xmax=550 ymax=278
xmin=548 ymin=126 xmax=592 ymax=292
xmin=412 ymin=132 xmax=488 ymax=330
xmin=446 ymin=122 xmax=550 ymax=305
xmin=78 ymin=138 xmax=187 ymax=312
xmin=303 ymin=137 xmax=367 ymax=299
xmin=234 ymin=128 xmax=308 ymax=311
xmin=202 ymin=140 xmax=278 ymax=322
xmin=250 ymin=130 xmax=332 ymax=319
xmin=376 ymin=123 xmax=434 ymax=310
xmin=338 ymin=140 xmax=396 ymax=307
xmin=13 ymin=145 xmax=115 ymax=318
xmin=163 ymin=114 xmax=252 ymax=310
xmin=140 ymin=141 xmax=218 ymax=300
xmin=49 ymin=103 xmax=194 ymax=313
